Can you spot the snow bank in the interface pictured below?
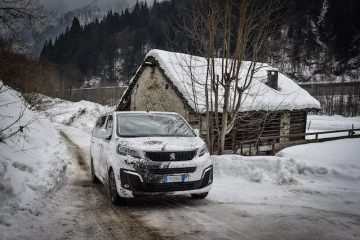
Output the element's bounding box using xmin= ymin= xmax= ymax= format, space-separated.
xmin=36 ymin=96 xmax=112 ymax=134
xmin=212 ymin=138 xmax=360 ymax=187
xmin=277 ymin=139 xmax=360 ymax=179
xmin=307 ymin=114 xmax=360 ymax=131
xmin=0 ymin=83 xmax=68 ymax=226
xmin=210 ymin=138 xmax=360 ymax=214
xmin=212 ymin=155 xmax=299 ymax=185
xmin=212 ymin=155 xmax=278 ymax=183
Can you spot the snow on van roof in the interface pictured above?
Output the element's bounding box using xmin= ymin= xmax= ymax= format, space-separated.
xmin=141 ymin=49 xmax=320 ymax=113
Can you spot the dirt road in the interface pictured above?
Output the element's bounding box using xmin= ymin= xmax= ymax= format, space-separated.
xmin=4 ymin=126 xmax=360 ymax=240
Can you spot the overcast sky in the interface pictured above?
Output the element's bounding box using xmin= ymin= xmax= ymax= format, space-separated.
xmin=39 ymin=0 xmax=141 ymax=11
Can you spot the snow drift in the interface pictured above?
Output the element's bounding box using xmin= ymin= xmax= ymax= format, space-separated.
xmin=213 ymin=137 xmax=360 ymax=186
xmin=35 ymin=96 xmax=112 ymax=134
xmin=0 ymin=83 xmax=68 ymax=227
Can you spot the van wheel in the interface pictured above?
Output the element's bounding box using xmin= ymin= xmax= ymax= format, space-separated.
xmin=91 ymin=158 xmax=100 ymax=184
xmin=109 ymin=170 xmax=124 ymax=205
xmin=191 ymin=192 xmax=208 ymax=199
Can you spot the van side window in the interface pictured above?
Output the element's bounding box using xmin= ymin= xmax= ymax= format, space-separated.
xmin=96 ymin=116 xmax=107 ymax=128
xmin=106 ymin=115 xmax=113 ymax=131
xmin=93 ymin=116 xmax=107 ymax=137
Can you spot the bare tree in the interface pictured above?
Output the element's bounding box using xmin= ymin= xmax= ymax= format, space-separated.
xmin=178 ymin=0 xmax=282 ymax=154
xmin=0 ymin=82 xmax=34 ymax=142
xmin=0 ymin=0 xmax=45 ymax=142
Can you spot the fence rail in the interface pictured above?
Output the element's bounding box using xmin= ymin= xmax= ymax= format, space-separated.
xmin=236 ymin=128 xmax=360 ymax=156
xmin=299 ymin=82 xmax=360 ymax=116
xmin=51 ymin=86 xmax=128 ymax=105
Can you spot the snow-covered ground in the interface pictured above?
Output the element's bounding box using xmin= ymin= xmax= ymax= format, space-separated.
xmin=1 ymin=92 xmax=360 ymax=239
xmin=211 ymin=138 xmax=360 ymax=214
xmin=0 ymin=84 xmax=69 ymax=228
xmin=56 ymin=113 xmax=360 ymax=239
xmin=35 ymin=95 xmax=112 ymax=134
xmin=38 ymin=99 xmax=360 ymax=216
xmin=306 ymin=114 xmax=360 ymax=139
xmin=307 ymin=114 xmax=360 ymax=131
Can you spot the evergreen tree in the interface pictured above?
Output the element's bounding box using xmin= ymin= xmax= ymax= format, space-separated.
xmin=39 ymin=0 xmax=360 ymax=87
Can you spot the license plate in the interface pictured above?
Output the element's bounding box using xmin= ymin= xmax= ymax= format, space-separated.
xmin=163 ymin=175 xmax=186 ymax=183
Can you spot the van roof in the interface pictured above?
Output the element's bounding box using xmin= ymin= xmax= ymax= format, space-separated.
xmin=114 ymin=111 xmax=179 ymax=115
xmin=99 ymin=111 xmax=180 ymax=117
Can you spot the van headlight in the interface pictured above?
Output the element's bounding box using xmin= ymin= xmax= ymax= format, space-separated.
xmin=117 ymin=145 xmax=141 ymax=159
xmin=198 ymin=144 xmax=209 ymax=157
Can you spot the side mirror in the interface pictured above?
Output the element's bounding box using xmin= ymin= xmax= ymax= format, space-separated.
xmin=194 ymin=128 xmax=200 ymax=136
xmin=100 ymin=128 xmax=111 ymax=140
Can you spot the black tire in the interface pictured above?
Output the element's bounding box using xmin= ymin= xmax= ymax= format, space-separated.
xmin=109 ymin=170 xmax=124 ymax=205
xmin=191 ymin=192 xmax=208 ymax=199
xmin=91 ymin=158 xmax=100 ymax=184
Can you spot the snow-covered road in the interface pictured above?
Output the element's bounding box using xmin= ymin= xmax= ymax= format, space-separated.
xmin=5 ymin=125 xmax=359 ymax=240
xmin=3 ymin=125 xmax=163 ymax=240
xmin=2 ymin=86 xmax=360 ymax=239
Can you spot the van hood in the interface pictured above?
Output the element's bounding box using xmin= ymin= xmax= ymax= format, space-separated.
xmin=116 ymin=137 xmax=205 ymax=152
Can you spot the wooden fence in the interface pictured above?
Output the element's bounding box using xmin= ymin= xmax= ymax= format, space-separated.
xmin=299 ymin=82 xmax=360 ymax=116
xmin=52 ymin=86 xmax=128 ymax=105
xmin=236 ymin=128 xmax=360 ymax=156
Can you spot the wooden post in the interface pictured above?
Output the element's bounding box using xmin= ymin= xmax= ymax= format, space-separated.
xmin=240 ymin=144 xmax=243 ymax=155
xmin=271 ymin=139 xmax=276 ymax=155
xmin=249 ymin=143 xmax=252 ymax=156
xmin=315 ymin=133 xmax=318 ymax=142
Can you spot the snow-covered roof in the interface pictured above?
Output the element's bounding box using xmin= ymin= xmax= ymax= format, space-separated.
xmin=121 ymin=49 xmax=321 ymax=113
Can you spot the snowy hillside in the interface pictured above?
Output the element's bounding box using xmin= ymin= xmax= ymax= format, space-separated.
xmin=34 ymin=96 xmax=112 ymax=134
xmin=0 ymin=83 xmax=69 ymax=227
xmin=31 ymin=0 xmax=139 ymax=55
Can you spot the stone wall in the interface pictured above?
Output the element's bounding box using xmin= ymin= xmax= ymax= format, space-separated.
xmin=280 ymin=112 xmax=290 ymax=144
xmin=130 ymin=66 xmax=190 ymax=119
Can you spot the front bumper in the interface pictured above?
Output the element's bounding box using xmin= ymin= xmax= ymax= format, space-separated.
xmin=119 ymin=166 xmax=213 ymax=196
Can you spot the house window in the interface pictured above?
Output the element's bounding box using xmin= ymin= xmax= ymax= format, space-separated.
xmin=165 ymin=84 xmax=169 ymax=90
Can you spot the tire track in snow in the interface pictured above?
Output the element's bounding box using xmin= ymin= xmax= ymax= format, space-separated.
xmin=60 ymin=129 xmax=163 ymax=240
xmin=60 ymin=131 xmax=89 ymax=174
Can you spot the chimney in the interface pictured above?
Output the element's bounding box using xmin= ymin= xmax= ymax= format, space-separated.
xmin=266 ymin=69 xmax=279 ymax=90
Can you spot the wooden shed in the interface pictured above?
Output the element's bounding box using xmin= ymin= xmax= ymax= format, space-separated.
xmin=117 ymin=49 xmax=321 ymax=154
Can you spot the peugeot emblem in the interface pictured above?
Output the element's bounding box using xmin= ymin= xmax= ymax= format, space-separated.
xmin=170 ymin=153 xmax=176 ymax=160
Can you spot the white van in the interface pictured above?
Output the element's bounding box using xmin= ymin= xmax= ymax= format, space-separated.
xmin=90 ymin=111 xmax=213 ymax=204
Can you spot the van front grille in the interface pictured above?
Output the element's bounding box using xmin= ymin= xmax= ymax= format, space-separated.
xmin=149 ymin=167 xmax=196 ymax=175
xmin=136 ymin=182 xmax=197 ymax=192
xmin=145 ymin=151 xmax=196 ymax=161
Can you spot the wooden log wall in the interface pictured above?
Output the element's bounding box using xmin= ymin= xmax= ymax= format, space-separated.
xmin=209 ymin=111 xmax=281 ymax=151
xmin=289 ymin=111 xmax=307 ymax=140
xmin=211 ymin=111 xmax=307 ymax=151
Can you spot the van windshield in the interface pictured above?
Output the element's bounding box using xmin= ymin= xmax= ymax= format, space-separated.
xmin=116 ymin=113 xmax=196 ymax=138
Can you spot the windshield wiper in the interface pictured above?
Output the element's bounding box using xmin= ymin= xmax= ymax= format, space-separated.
xmin=118 ymin=135 xmax=144 ymax=138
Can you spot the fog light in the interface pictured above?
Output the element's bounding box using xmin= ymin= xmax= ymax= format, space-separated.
xmin=124 ymin=184 xmax=129 ymax=189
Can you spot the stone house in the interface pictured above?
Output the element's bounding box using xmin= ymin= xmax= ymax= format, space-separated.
xmin=117 ymin=49 xmax=321 ymax=153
